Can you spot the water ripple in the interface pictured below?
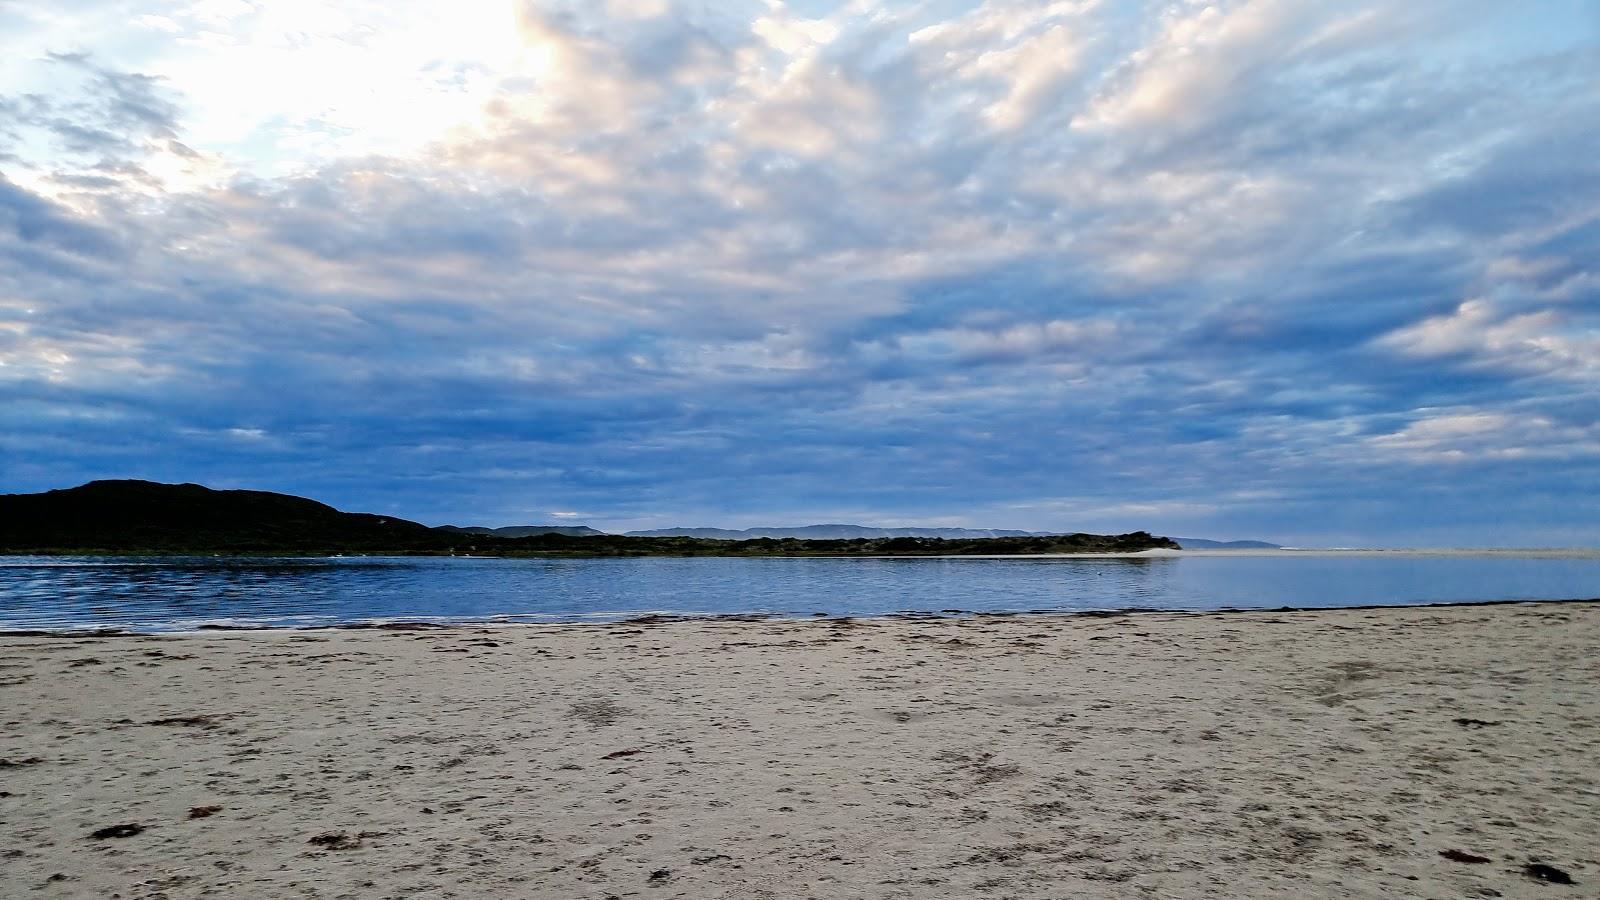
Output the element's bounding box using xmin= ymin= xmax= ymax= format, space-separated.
xmin=0 ymin=553 xmax=1596 ymax=633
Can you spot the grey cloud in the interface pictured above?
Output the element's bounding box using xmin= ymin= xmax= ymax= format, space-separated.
xmin=2 ymin=54 xmax=182 ymax=194
xmin=1399 ymin=112 xmax=1600 ymax=239
xmin=0 ymin=176 xmax=120 ymax=257
xmin=2 ymin=1 xmax=1597 ymax=544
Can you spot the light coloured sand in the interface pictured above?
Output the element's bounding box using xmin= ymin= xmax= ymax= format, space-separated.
xmin=2 ymin=602 xmax=1597 ymax=898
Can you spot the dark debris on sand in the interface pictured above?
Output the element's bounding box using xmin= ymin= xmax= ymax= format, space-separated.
xmin=1523 ymin=863 xmax=1576 ymax=885
xmin=87 ymin=823 xmax=143 ymax=839
xmin=1439 ymin=849 xmax=1491 ymax=864
xmin=146 ymin=715 xmax=218 ymax=728
xmin=307 ymin=831 xmax=364 ymax=851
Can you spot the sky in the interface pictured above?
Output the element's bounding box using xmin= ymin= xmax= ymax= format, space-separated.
xmin=1 ymin=0 xmax=1597 ymax=546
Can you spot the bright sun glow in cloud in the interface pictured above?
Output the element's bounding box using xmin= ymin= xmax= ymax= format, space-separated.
xmin=6 ymin=0 xmax=529 ymax=181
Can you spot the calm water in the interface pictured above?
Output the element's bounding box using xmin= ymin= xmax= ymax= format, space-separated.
xmin=1 ymin=552 xmax=1597 ymax=633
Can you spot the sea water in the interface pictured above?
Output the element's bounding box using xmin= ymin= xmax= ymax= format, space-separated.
xmin=1 ymin=551 xmax=1597 ymax=633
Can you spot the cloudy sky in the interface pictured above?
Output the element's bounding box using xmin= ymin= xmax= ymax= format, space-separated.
xmin=2 ymin=0 xmax=1597 ymax=545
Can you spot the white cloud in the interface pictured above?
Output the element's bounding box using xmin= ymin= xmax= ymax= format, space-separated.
xmin=1076 ymin=0 xmax=1313 ymax=130
xmin=859 ymin=318 xmax=1123 ymax=367
xmin=1368 ymin=410 xmax=1600 ymax=463
xmin=1377 ymin=298 xmax=1600 ymax=382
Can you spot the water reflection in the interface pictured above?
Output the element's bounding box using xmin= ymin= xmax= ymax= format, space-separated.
xmin=0 ymin=553 xmax=1595 ymax=633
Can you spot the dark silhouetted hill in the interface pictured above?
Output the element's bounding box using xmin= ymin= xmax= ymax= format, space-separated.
xmin=0 ymin=480 xmax=440 ymax=553
xmin=0 ymin=481 xmax=1179 ymax=556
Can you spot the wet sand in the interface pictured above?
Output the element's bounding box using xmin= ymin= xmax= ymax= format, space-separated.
xmin=2 ymin=602 xmax=1597 ymax=898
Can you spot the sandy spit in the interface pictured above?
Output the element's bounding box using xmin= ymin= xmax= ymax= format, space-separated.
xmin=2 ymin=602 xmax=1597 ymax=899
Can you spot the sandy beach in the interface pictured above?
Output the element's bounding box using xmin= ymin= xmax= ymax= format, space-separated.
xmin=2 ymin=602 xmax=1596 ymax=898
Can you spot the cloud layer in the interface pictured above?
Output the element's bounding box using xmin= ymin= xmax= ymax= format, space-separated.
xmin=2 ymin=0 xmax=1597 ymax=545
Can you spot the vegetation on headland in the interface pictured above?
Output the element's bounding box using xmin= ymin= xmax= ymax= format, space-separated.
xmin=0 ymin=480 xmax=1179 ymax=557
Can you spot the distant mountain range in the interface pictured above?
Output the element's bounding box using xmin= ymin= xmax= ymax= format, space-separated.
xmin=439 ymin=524 xmax=607 ymax=538
xmin=624 ymin=525 xmax=1040 ymax=539
xmin=625 ymin=526 xmax=1279 ymax=548
xmin=1170 ymin=537 xmax=1282 ymax=549
xmin=0 ymin=481 xmax=1181 ymax=556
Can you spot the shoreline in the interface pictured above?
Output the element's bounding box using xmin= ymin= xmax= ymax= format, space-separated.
xmin=4 ymin=601 xmax=1597 ymax=897
xmin=2 ymin=595 xmax=1597 ymax=639
xmin=6 ymin=546 xmax=1600 ymax=560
